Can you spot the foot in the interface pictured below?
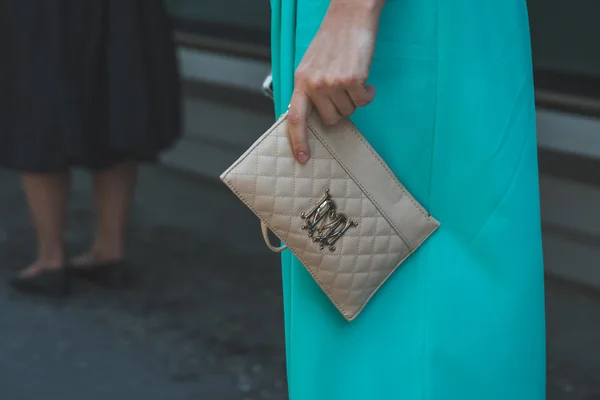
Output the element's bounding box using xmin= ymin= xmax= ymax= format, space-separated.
xmin=14 ymin=258 xmax=63 ymax=278
xmin=69 ymin=252 xmax=130 ymax=289
xmin=10 ymin=259 xmax=70 ymax=297
xmin=70 ymin=252 xmax=123 ymax=269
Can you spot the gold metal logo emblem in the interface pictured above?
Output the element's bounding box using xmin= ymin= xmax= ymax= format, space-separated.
xmin=301 ymin=188 xmax=357 ymax=251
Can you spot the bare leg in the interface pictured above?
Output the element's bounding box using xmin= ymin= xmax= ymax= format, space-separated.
xmin=18 ymin=171 xmax=70 ymax=277
xmin=73 ymin=161 xmax=137 ymax=265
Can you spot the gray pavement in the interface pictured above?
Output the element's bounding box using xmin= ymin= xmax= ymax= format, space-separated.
xmin=0 ymin=165 xmax=599 ymax=399
xmin=0 ymin=166 xmax=286 ymax=400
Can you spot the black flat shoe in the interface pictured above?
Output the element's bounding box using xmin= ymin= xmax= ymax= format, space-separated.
xmin=69 ymin=260 xmax=131 ymax=289
xmin=9 ymin=267 xmax=70 ymax=298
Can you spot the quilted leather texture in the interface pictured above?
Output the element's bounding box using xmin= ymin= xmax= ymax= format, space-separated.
xmin=221 ymin=112 xmax=439 ymax=321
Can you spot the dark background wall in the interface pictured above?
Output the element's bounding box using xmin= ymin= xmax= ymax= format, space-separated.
xmin=528 ymin=0 xmax=599 ymax=79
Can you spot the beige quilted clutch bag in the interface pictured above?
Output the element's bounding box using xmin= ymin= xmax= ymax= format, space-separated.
xmin=220 ymin=111 xmax=439 ymax=321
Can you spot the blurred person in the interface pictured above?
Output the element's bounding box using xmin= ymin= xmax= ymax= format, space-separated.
xmin=272 ymin=0 xmax=546 ymax=399
xmin=0 ymin=0 xmax=181 ymax=296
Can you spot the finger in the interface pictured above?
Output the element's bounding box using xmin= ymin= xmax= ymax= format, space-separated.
xmin=347 ymin=84 xmax=376 ymax=108
xmin=330 ymin=90 xmax=356 ymax=117
xmin=312 ymin=94 xmax=343 ymax=126
xmin=287 ymin=90 xmax=312 ymax=163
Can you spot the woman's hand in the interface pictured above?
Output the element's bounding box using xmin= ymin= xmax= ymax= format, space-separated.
xmin=288 ymin=0 xmax=385 ymax=164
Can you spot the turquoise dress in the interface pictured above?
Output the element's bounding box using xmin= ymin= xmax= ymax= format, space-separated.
xmin=271 ymin=0 xmax=546 ymax=399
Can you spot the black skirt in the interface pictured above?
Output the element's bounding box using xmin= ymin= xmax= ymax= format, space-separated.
xmin=0 ymin=0 xmax=182 ymax=172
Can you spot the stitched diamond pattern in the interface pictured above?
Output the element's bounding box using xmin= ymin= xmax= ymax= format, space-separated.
xmin=221 ymin=117 xmax=413 ymax=321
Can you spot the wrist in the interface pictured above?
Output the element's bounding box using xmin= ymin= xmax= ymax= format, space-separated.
xmin=329 ymin=0 xmax=386 ymax=16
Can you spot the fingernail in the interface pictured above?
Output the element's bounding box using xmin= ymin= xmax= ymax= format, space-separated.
xmin=297 ymin=152 xmax=309 ymax=163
